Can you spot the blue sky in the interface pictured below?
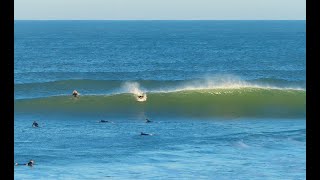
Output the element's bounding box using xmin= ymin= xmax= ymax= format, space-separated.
xmin=14 ymin=0 xmax=306 ymax=20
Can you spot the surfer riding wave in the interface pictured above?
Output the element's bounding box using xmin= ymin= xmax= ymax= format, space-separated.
xmin=136 ymin=93 xmax=147 ymax=102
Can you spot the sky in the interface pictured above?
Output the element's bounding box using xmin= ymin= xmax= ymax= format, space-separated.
xmin=14 ymin=0 xmax=306 ymax=20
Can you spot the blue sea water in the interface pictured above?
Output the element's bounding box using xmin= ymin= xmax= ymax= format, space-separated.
xmin=14 ymin=21 xmax=306 ymax=179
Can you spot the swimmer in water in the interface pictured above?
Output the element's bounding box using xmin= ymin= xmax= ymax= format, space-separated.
xmin=15 ymin=160 xmax=35 ymax=167
xmin=72 ymin=90 xmax=79 ymax=97
xmin=138 ymin=95 xmax=144 ymax=99
xmin=32 ymin=121 xmax=39 ymax=128
xmin=145 ymin=118 xmax=152 ymax=123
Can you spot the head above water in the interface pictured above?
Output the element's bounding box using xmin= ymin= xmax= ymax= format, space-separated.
xmin=26 ymin=160 xmax=34 ymax=166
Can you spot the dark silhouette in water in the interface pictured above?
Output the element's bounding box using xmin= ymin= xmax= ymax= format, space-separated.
xmin=32 ymin=121 xmax=39 ymax=128
xmin=140 ymin=132 xmax=151 ymax=136
xmin=15 ymin=160 xmax=35 ymax=167
xmin=98 ymin=120 xmax=114 ymax=123
xmin=145 ymin=118 xmax=152 ymax=123
xmin=99 ymin=120 xmax=109 ymax=123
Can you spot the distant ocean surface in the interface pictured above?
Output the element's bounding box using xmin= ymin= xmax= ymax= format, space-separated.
xmin=14 ymin=21 xmax=306 ymax=179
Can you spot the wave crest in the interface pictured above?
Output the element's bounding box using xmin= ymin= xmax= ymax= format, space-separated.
xmin=15 ymin=87 xmax=305 ymax=118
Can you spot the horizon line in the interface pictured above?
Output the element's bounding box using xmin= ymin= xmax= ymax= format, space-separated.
xmin=14 ymin=19 xmax=306 ymax=21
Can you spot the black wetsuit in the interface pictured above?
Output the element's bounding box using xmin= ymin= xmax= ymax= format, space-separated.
xmin=32 ymin=123 xmax=39 ymax=127
xmin=16 ymin=161 xmax=34 ymax=166
xmin=140 ymin=132 xmax=150 ymax=136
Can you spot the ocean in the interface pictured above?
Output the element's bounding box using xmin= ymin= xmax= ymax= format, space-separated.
xmin=14 ymin=21 xmax=306 ymax=179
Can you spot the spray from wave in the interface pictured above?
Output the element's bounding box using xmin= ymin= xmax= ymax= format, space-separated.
xmin=156 ymin=75 xmax=305 ymax=93
xmin=121 ymin=82 xmax=147 ymax=102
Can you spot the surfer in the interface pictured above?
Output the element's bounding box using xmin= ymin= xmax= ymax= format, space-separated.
xmin=72 ymin=90 xmax=79 ymax=97
xmin=99 ymin=120 xmax=109 ymax=123
xmin=145 ymin=118 xmax=152 ymax=123
xmin=98 ymin=120 xmax=114 ymax=123
xmin=32 ymin=121 xmax=39 ymax=128
xmin=136 ymin=93 xmax=147 ymax=102
xmin=15 ymin=160 xmax=35 ymax=167
xmin=140 ymin=132 xmax=151 ymax=136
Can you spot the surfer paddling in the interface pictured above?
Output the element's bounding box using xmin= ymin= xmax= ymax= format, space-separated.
xmin=98 ymin=119 xmax=114 ymax=123
xmin=140 ymin=132 xmax=151 ymax=136
xmin=15 ymin=160 xmax=35 ymax=167
xmin=72 ymin=90 xmax=79 ymax=97
xmin=145 ymin=118 xmax=152 ymax=123
xmin=100 ymin=120 xmax=109 ymax=123
xmin=99 ymin=120 xmax=109 ymax=123
xmin=32 ymin=121 xmax=39 ymax=128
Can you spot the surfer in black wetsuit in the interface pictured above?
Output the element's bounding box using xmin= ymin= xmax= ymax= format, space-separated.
xmin=138 ymin=95 xmax=144 ymax=99
xmin=99 ymin=120 xmax=109 ymax=123
xmin=72 ymin=90 xmax=79 ymax=97
xmin=140 ymin=132 xmax=151 ymax=136
xmin=32 ymin=121 xmax=39 ymax=128
xmin=15 ymin=160 xmax=35 ymax=167
xmin=145 ymin=118 xmax=152 ymax=123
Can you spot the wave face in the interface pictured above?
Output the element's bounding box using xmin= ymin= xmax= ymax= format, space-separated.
xmin=14 ymin=76 xmax=305 ymax=99
xmin=15 ymin=87 xmax=305 ymax=118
